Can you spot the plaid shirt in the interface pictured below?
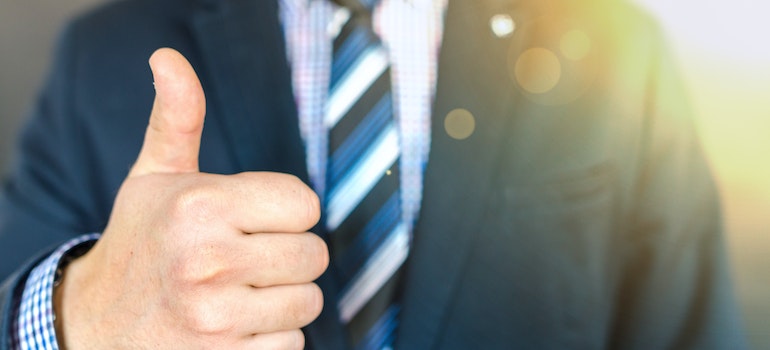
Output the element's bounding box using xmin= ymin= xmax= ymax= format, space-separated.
xmin=11 ymin=0 xmax=445 ymax=348
xmin=11 ymin=234 xmax=100 ymax=350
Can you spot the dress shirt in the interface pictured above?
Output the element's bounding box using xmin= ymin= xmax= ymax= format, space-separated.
xmin=12 ymin=234 xmax=100 ymax=350
xmin=282 ymin=0 xmax=446 ymax=232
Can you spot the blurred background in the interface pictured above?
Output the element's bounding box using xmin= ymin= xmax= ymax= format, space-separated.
xmin=1 ymin=0 xmax=768 ymax=348
xmin=0 ymin=0 xmax=104 ymax=175
xmin=633 ymin=1 xmax=770 ymax=348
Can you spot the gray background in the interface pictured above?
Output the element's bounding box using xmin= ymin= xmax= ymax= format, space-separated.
xmin=1 ymin=1 xmax=768 ymax=348
xmin=0 ymin=0 xmax=104 ymax=175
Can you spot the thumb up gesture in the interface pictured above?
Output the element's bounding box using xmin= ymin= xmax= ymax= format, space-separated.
xmin=55 ymin=48 xmax=328 ymax=349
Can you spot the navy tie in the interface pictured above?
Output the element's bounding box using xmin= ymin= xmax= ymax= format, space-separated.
xmin=324 ymin=1 xmax=407 ymax=349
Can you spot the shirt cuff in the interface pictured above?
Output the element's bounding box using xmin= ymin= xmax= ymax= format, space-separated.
xmin=11 ymin=233 xmax=100 ymax=350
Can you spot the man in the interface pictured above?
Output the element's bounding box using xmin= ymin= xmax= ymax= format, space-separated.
xmin=0 ymin=0 xmax=747 ymax=348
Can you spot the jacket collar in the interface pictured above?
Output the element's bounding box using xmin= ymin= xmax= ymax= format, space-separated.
xmin=189 ymin=0 xmax=309 ymax=177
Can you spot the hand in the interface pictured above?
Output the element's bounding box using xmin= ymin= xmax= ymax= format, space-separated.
xmin=54 ymin=48 xmax=328 ymax=349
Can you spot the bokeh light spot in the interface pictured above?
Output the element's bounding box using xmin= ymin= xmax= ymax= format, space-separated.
xmin=514 ymin=48 xmax=562 ymax=94
xmin=444 ymin=108 xmax=476 ymax=140
xmin=560 ymin=29 xmax=591 ymax=61
xmin=490 ymin=14 xmax=515 ymax=38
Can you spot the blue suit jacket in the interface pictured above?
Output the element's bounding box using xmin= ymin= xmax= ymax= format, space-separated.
xmin=0 ymin=0 xmax=747 ymax=348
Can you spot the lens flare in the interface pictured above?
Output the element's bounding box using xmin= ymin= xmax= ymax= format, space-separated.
xmin=444 ymin=108 xmax=476 ymax=140
xmin=513 ymin=48 xmax=561 ymax=94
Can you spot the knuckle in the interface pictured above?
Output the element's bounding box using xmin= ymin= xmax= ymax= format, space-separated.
xmin=309 ymin=235 xmax=330 ymax=277
xmin=275 ymin=235 xmax=327 ymax=281
xmin=282 ymin=286 xmax=317 ymax=326
xmin=167 ymin=183 xmax=218 ymax=223
xmin=170 ymin=242 xmax=230 ymax=287
xmin=291 ymin=283 xmax=323 ymax=326
xmin=292 ymin=329 xmax=306 ymax=350
xmin=298 ymin=183 xmax=321 ymax=229
xmin=282 ymin=174 xmax=320 ymax=230
xmin=182 ymin=300 xmax=236 ymax=336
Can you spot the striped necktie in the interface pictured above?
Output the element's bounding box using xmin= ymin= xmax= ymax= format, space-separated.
xmin=324 ymin=1 xmax=407 ymax=349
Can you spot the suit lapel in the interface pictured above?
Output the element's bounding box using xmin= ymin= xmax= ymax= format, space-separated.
xmin=396 ymin=1 xmax=527 ymax=348
xmin=189 ymin=0 xmax=307 ymax=176
xmin=188 ymin=2 xmax=348 ymax=349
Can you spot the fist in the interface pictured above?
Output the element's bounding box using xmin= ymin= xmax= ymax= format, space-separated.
xmin=55 ymin=48 xmax=328 ymax=350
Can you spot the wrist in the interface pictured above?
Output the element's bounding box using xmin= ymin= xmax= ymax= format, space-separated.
xmin=53 ymin=240 xmax=95 ymax=350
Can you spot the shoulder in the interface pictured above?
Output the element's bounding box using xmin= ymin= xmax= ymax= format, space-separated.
xmin=71 ymin=0 xmax=191 ymax=31
xmin=62 ymin=0 xmax=199 ymax=56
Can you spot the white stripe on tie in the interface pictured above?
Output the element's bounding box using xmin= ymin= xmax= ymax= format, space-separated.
xmin=337 ymin=222 xmax=409 ymax=322
xmin=325 ymin=122 xmax=399 ymax=231
xmin=324 ymin=46 xmax=389 ymax=129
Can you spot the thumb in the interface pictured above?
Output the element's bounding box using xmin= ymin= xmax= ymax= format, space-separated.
xmin=129 ymin=48 xmax=206 ymax=177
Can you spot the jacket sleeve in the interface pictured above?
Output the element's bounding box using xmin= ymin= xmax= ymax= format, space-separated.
xmin=0 ymin=252 xmax=50 ymax=350
xmin=0 ymin=19 xmax=108 ymax=347
xmin=609 ymin=13 xmax=747 ymax=349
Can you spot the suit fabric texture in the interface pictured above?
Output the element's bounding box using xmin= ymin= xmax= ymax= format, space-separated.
xmin=0 ymin=0 xmax=746 ymax=348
